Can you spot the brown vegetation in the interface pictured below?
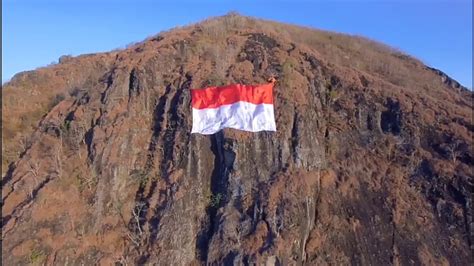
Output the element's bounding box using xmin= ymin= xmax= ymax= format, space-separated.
xmin=2 ymin=13 xmax=472 ymax=265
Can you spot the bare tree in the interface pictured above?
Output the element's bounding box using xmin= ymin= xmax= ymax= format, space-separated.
xmin=81 ymin=174 xmax=97 ymax=190
xmin=53 ymin=135 xmax=63 ymax=179
xmin=21 ymin=161 xmax=42 ymax=199
xmin=27 ymin=161 xmax=40 ymax=183
xmin=115 ymin=255 xmax=130 ymax=266
xmin=128 ymin=201 xmax=148 ymax=247
xmin=19 ymin=135 xmax=32 ymax=153
xmin=446 ymin=140 xmax=463 ymax=164
xmin=126 ymin=231 xmax=141 ymax=247
xmin=132 ymin=201 xmax=146 ymax=235
xmin=23 ymin=181 xmax=35 ymax=200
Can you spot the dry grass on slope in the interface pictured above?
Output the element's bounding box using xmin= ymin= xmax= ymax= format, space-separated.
xmin=2 ymin=13 xmax=467 ymax=174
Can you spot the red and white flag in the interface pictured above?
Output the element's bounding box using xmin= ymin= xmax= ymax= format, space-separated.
xmin=191 ymin=82 xmax=276 ymax=134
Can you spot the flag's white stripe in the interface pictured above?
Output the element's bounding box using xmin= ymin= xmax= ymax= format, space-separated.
xmin=191 ymin=101 xmax=276 ymax=135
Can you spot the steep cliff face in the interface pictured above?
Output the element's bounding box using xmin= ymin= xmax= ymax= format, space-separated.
xmin=2 ymin=14 xmax=473 ymax=265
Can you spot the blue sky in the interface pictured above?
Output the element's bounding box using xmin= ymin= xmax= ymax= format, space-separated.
xmin=2 ymin=0 xmax=472 ymax=88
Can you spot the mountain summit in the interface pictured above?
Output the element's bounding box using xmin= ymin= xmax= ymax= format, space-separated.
xmin=2 ymin=14 xmax=472 ymax=265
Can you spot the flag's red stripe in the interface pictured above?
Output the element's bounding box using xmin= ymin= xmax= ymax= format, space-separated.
xmin=191 ymin=83 xmax=274 ymax=109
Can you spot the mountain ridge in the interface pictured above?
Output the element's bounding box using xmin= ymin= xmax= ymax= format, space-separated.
xmin=2 ymin=14 xmax=472 ymax=265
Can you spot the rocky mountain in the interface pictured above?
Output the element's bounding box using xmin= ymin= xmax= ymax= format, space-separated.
xmin=2 ymin=14 xmax=472 ymax=265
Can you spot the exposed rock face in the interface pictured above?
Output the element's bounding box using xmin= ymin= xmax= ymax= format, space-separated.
xmin=2 ymin=14 xmax=473 ymax=265
xmin=426 ymin=66 xmax=467 ymax=90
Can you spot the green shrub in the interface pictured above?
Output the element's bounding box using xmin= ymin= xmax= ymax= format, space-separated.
xmin=209 ymin=193 xmax=223 ymax=208
xmin=327 ymin=90 xmax=338 ymax=103
xmin=60 ymin=120 xmax=72 ymax=133
xmin=28 ymin=249 xmax=45 ymax=264
xmin=203 ymin=190 xmax=224 ymax=208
